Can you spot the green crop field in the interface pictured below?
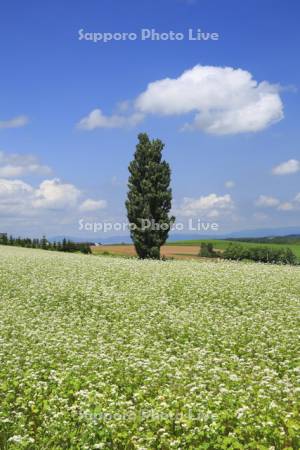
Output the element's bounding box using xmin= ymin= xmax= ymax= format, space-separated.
xmin=1 ymin=246 xmax=300 ymax=449
xmin=168 ymin=239 xmax=300 ymax=260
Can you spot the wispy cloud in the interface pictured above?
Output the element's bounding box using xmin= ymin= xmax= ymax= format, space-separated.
xmin=77 ymin=109 xmax=144 ymax=130
xmin=225 ymin=180 xmax=235 ymax=189
xmin=0 ymin=115 xmax=29 ymax=129
xmin=255 ymin=195 xmax=280 ymax=207
xmin=255 ymin=193 xmax=300 ymax=212
xmin=0 ymin=151 xmax=51 ymax=178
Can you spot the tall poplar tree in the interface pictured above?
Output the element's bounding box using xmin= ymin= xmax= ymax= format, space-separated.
xmin=126 ymin=133 xmax=175 ymax=259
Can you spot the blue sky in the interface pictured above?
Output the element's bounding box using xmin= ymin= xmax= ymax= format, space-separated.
xmin=0 ymin=0 xmax=300 ymax=238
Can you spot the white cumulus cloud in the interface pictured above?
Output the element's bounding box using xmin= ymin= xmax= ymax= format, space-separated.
xmin=135 ymin=65 xmax=283 ymax=135
xmin=176 ymin=193 xmax=234 ymax=218
xmin=32 ymin=179 xmax=81 ymax=209
xmin=0 ymin=178 xmax=34 ymax=215
xmin=0 ymin=177 xmax=108 ymax=230
xmin=272 ymin=159 xmax=300 ymax=175
xmin=79 ymin=198 xmax=107 ymax=212
xmin=77 ymin=65 xmax=283 ymax=135
xmin=0 ymin=178 xmax=33 ymax=197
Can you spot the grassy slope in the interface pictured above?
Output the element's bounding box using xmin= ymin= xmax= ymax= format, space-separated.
xmin=168 ymin=239 xmax=300 ymax=259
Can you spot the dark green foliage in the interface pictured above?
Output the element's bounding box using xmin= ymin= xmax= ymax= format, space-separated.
xmin=0 ymin=233 xmax=93 ymax=255
xmin=229 ymin=234 xmax=300 ymax=245
xmin=78 ymin=244 xmax=92 ymax=254
xmin=199 ymin=242 xmax=219 ymax=258
xmin=41 ymin=235 xmax=48 ymax=249
xmin=223 ymin=243 xmax=297 ymax=265
xmin=126 ymin=133 xmax=175 ymax=259
xmin=0 ymin=233 xmax=8 ymax=244
xmin=284 ymin=248 xmax=298 ymax=264
xmin=62 ymin=238 xmax=68 ymax=252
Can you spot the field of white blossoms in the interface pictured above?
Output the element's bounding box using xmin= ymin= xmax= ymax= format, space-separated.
xmin=0 ymin=246 xmax=300 ymax=449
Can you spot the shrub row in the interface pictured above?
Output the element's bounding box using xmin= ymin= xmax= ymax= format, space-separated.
xmin=222 ymin=243 xmax=297 ymax=265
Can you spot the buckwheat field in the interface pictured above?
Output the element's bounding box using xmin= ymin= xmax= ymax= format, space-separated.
xmin=0 ymin=246 xmax=300 ymax=449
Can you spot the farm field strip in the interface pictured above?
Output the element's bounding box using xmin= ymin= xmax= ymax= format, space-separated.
xmin=92 ymin=244 xmax=201 ymax=259
xmin=168 ymin=239 xmax=300 ymax=259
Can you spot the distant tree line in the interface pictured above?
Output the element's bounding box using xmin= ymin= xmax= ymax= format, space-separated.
xmin=199 ymin=242 xmax=297 ymax=265
xmin=0 ymin=233 xmax=92 ymax=254
xmin=229 ymin=235 xmax=300 ymax=245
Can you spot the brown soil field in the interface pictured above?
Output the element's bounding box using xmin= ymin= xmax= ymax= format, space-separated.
xmin=91 ymin=244 xmax=201 ymax=260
